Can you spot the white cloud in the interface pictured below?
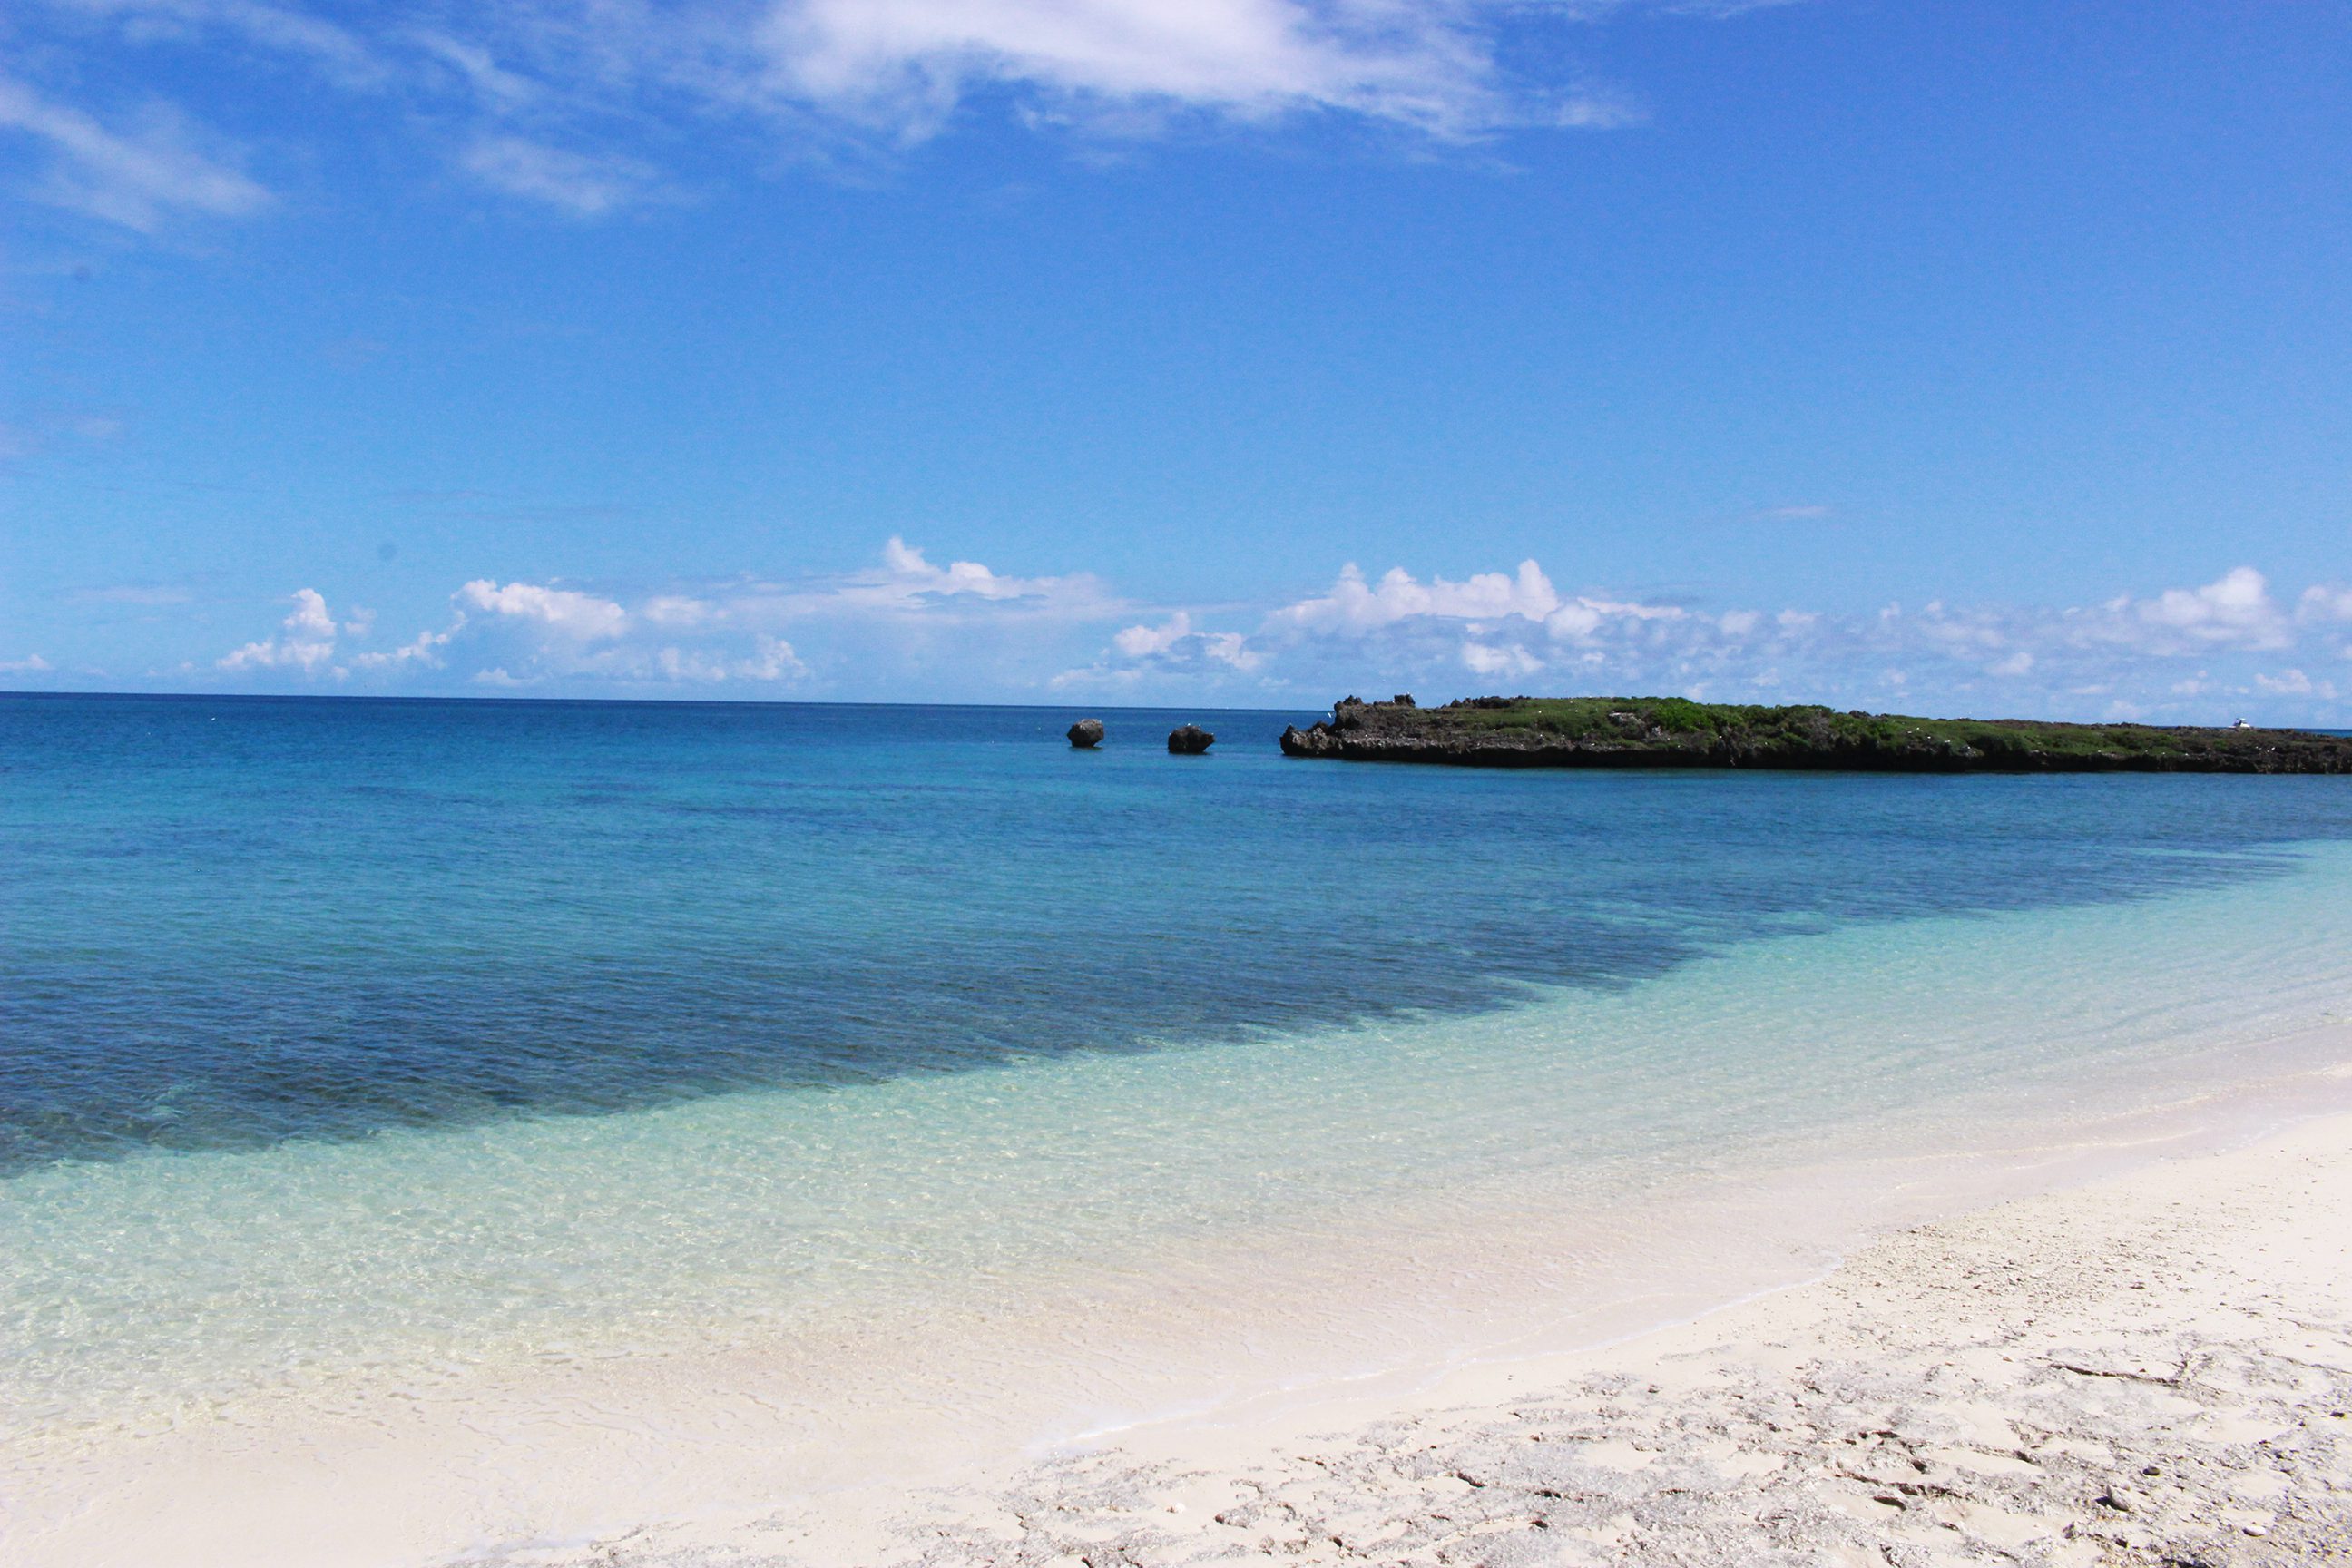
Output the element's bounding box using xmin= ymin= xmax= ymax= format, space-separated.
xmin=757 ymin=0 xmax=1531 ymax=140
xmin=1259 ymin=559 xmax=1692 ymax=666
xmin=458 ymin=136 xmax=664 ymax=214
xmin=648 ymin=636 xmax=809 ymax=682
xmin=347 ymin=577 xmax=809 ymax=689
xmin=350 ymin=620 xmax=456 ymax=671
xmin=70 ymin=582 xmax=195 ymax=605
xmin=1545 ymin=594 xmax=1684 ymax=642
xmin=766 ymin=535 xmax=1120 ymax=620
xmin=0 ymin=653 xmax=53 ymax=674
xmin=218 ymin=587 xmax=340 ymax=671
xmin=643 ymin=594 xmax=721 ymax=627
xmin=2299 ymin=585 xmax=2352 ymax=623
xmin=1081 ymin=554 xmax=2352 ymax=720
xmin=2253 ymin=669 xmax=2337 ymax=699
xmin=880 ymin=535 xmax=1042 ymax=601
xmin=1112 ymin=614 xmax=1188 ymax=657
xmin=2130 ymin=565 xmax=2283 ymax=647
xmin=1271 ymin=559 xmax=1562 ymax=633
xmin=456 ymin=579 xmax=631 ymax=639
xmin=1108 ymin=610 xmax=1259 ymax=669
xmin=188 ymin=550 xmax=2352 ymax=720
xmin=36 ymin=0 xmax=384 ymax=81
xmin=11 ymin=0 xmax=1738 ymax=228
xmin=0 ymin=72 xmax=270 ymax=230
xmin=1461 ymin=640 xmax=1542 ymax=678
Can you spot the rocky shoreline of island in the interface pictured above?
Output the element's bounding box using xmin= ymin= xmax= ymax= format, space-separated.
xmin=1278 ymin=695 xmax=2352 ymax=772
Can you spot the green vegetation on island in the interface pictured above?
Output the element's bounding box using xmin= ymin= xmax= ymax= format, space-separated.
xmin=1278 ymin=695 xmax=2352 ymax=772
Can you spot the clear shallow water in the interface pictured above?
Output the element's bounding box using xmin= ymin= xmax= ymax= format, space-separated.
xmin=5 ymin=694 xmax=2348 ymax=1171
xmin=6 ymin=694 xmax=2352 ymax=1464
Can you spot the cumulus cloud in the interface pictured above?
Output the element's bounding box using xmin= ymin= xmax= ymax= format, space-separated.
xmin=186 ymin=549 xmax=2352 ymax=720
xmin=9 ymin=0 xmax=1742 ymax=226
xmin=207 ymin=573 xmax=808 ymax=689
xmin=457 ymin=578 xmax=631 ymax=640
xmin=1107 ymin=611 xmax=1259 ymax=670
xmin=2121 ymin=565 xmax=2285 ymax=650
xmin=1071 ymin=555 xmax=2352 ymax=719
xmin=221 ymin=541 xmax=1113 ymax=694
xmin=1271 ymin=559 xmax=1563 ymax=632
xmin=350 ymin=573 xmax=824 ymax=689
xmin=1461 ymin=640 xmax=1543 ymax=678
xmin=350 ymin=621 xmax=456 ymax=671
xmin=218 ymin=587 xmax=340 ymax=671
xmin=1 ymin=653 xmax=54 ymax=674
xmin=2253 ymin=668 xmax=2335 ymax=699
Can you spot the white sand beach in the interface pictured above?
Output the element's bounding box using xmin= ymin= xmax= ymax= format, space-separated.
xmin=13 ymin=1030 xmax=2351 ymax=1568
xmin=476 ymin=1101 xmax=2352 ymax=1568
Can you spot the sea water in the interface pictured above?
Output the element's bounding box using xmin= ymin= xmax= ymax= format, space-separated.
xmin=5 ymin=695 xmax=2352 ymax=1561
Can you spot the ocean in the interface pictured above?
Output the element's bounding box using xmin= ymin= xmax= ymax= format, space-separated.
xmin=6 ymin=692 xmax=2352 ymax=1561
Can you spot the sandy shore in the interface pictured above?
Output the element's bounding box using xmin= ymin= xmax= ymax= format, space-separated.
xmin=485 ymin=1107 xmax=2352 ymax=1567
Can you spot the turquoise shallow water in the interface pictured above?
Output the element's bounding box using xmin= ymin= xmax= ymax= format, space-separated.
xmin=6 ymin=694 xmax=2347 ymax=1170
xmin=5 ymin=695 xmax=2352 ymax=1452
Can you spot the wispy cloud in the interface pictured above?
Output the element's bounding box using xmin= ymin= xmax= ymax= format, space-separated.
xmin=742 ymin=535 xmax=1124 ymax=620
xmin=36 ymin=0 xmax=385 ymax=82
xmin=8 ymin=0 xmax=1753 ymax=227
xmin=69 ymin=581 xmax=196 ymax=605
xmin=2298 ymin=584 xmax=2352 ymax=624
xmin=0 ymin=73 xmax=269 ymax=230
xmin=0 ymin=407 xmax=128 ymax=466
xmin=457 ymin=136 xmax=666 ymax=215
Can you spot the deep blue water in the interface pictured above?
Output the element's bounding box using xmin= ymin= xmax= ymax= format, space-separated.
xmin=5 ymin=692 xmax=2350 ymax=1175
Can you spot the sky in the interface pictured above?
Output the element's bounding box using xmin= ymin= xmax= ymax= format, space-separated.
xmin=2 ymin=0 xmax=2348 ymax=719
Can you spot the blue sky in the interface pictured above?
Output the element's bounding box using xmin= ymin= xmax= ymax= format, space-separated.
xmin=3 ymin=1 xmax=2348 ymax=717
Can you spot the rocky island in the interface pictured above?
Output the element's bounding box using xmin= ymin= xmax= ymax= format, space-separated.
xmin=1279 ymin=695 xmax=2352 ymax=772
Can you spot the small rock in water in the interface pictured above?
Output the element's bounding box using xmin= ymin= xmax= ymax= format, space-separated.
xmin=1167 ymin=724 xmax=1215 ymax=755
xmin=1067 ymin=718 xmax=1105 ymax=749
